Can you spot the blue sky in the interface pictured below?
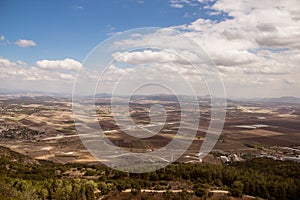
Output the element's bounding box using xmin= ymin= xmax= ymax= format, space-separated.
xmin=0 ymin=0 xmax=299 ymax=97
xmin=0 ymin=0 xmax=225 ymax=64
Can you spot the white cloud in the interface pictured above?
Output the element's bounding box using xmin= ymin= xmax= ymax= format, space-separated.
xmin=0 ymin=58 xmax=48 ymax=80
xmin=111 ymin=0 xmax=300 ymax=97
xmin=36 ymin=58 xmax=82 ymax=71
xmin=91 ymin=61 xmax=207 ymax=96
xmin=0 ymin=57 xmax=80 ymax=93
xmin=169 ymin=0 xmax=204 ymax=8
xmin=113 ymin=50 xmax=186 ymax=65
xmin=3 ymin=0 xmax=300 ymax=97
xmin=60 ymin=73 xmax=75 ymax=80
xmin=0 ymin=35 xmax=5 ymax=41
xmin=14 ymin=39 xmax=37 ymax=47
xmin=109 ymin=49 xmax=210 ymax=90
xmin=170 ymin=3 xmax=184 ymax=8
xmin=0 ymin=57 xmax=80 ymax=81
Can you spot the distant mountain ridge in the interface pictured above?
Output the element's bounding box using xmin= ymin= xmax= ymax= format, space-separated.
xmin=0 ymin=88 xmax=70 ymax=97
xmin=247 ymin=96 xmax=300 ymax=103
xmin=1 ymin=89 xmax=300 ymax=103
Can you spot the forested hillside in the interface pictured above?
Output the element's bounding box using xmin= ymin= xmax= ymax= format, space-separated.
xmin=0 ymin=146 xmax=299 ymax=200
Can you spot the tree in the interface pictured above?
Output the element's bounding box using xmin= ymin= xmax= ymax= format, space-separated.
xmin=195 ymin=187 xmax=206 ymax=198
xmin=230 ymin=181 xmax=244 ymax=197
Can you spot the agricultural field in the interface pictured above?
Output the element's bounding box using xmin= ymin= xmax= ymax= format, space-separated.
xmin=1 ymin=94 xmax=300 ymax=165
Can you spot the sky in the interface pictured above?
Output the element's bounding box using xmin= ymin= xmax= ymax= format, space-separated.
xmin=0 ymin=0 xmax=300 ymax=98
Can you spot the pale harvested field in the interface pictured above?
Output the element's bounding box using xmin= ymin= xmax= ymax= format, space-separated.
xmin=240 ymin=129 xmax=283 ymax=137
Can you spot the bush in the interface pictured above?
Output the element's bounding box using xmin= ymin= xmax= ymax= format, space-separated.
xmin=195 ymin=187 xmax=206 ymax=197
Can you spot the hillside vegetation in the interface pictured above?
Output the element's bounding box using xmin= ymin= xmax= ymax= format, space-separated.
xmin=0 ymin=146 xmax=299 ymax=200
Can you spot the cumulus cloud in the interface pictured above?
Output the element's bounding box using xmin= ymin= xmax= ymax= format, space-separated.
xmin=3 ymin=0 xmax=300 ymax=97
xmin=91 ymin=61 xmax=208 ymax=96
xmin=14 ymin=39 xmax=37 ymax=47
xmin=0 ymin=35 xmax=5 ymax=41
xmin=113 ymin=50 xmax=186 ymax=65
xmin=0 ymin=57 xmax=80 ymax=93
xmin=36 ymin=58 xmax=82 ymax=71
xmin=103 ymin=50 xmax=212 ymax=93
xmin=60 ymin=73 xmax=75 ymax=80
xmin=0 ymin=58 xmax=49 ymax=80
xmin=0 ymin=57 xmax=80 ymax=80
xmin=111 ymin=0 xmax=300 ymax=97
